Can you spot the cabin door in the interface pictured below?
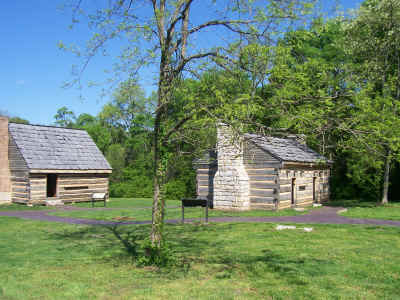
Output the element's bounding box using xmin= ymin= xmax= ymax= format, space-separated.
xmin=291 ymin=178 xmax=296 ymax=206
xmin=46 ymin=174 xmax=57 ymax=197
xmin=313 ymin=177 xmax=317 ymax=203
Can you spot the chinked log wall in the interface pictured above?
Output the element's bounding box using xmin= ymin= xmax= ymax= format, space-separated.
xmin=244 ymin=142 xmax=279 ymax=210
xmin=9 ymin=135 xmax=29 ymax=204
xmin=278 ymin=168 xmax=330 ymax=209
xmin=196 ymin=164 xmax=217 ymax=200
xmin=29 ymin=173 xmax=109 ymax=204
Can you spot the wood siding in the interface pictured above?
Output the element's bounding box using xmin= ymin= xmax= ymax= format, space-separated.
xmin=243 ymin=142 xmax=280 ymax=210
xmin=29 ymin=174 xmax=46 ymax=203
xmin=195 ymin=164 xmax=217 ymax=201
xmin=278 ymin=167 xmax=330 ymax=209
xmin=58 ymin=174 xmax=109 ymax=203
xmin=9 ymin=136 xmax=29 ymax=203
xmin=27 ymin=173 xmax=110 ymax=205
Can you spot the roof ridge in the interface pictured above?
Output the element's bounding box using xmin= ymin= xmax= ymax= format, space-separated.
xmin=9 ymin=122 xmax=86 ymax=131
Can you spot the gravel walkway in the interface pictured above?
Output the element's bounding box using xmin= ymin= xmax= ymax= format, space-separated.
xmin=1 ymin=206 xmax=400 ymax=227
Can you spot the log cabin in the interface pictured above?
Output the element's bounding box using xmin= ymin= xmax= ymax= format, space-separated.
xmin=0 ymin=117 xmax=112 ymax=205
xmin=194 ymin=125 xmax=332 ymax=210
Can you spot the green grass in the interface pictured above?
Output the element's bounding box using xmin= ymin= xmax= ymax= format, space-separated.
xmin=0 ymin=213 xmax=400 ymax=299
xmin=1 ymin=198 xmax=400 ymax=299
xmin=338 ymin=201 xmax=400 ymax=221
xmin=0 ymin=203 xmax=50 ymax=211
xmin=49 ymin=198 xmax=307 ymax=222
xmin=72 ymin=197 xmax=174 ymax=209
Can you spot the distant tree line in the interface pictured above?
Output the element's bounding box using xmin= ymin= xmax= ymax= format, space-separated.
xmin=53 ymin=0 xmax=400 ymax=206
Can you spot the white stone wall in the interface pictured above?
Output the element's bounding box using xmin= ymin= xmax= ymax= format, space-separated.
xmin=213 ymin=125 xmax=250 ymax=210
xmin=0 ymin=117 xmax=11 ymax=203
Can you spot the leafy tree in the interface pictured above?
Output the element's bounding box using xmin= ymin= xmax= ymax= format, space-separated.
xmin=106 ymin=143 xmax=126 ymax=182
xmin=9 ymin=117 xmax=30 ymax=124
xmin=0 ymin=111 xmax=30 ymax=124
xmin=75 ymin=113 xmax=96 ymax=127
xmin=54 ymin=106 xmax=76 ymax=128
xmin=345 ymin=0 xmax=400 ymax=203
xmin=67 ymin=0 xmax=316 ymax=253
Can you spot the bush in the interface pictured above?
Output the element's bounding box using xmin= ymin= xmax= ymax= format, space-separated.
xmin=110 ymin=177 xmax=153 ymax=198
xmin=163 ymin=179 xmax=188 ymax=200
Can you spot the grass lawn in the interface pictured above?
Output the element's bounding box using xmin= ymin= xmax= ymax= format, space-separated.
xmin=333 ymin=200 xmax=400 ymax=221
xmin=49 ymin=198 xmax=308 ymax=222
xmin=0 ymin=203 xmax=51 ymax=211
xmin=0 ymin=199 xmax=399 ymax=299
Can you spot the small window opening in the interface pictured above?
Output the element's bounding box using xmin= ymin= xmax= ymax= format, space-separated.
xmin=47 ymin=174 xmax=57 ymax=197
xmin=291 ymin=178 xmax=296 ymax=205
xmin=299 ymin=185 xmax=306 ymax=191
xmin=64 ymin=186 xmax=88 ymax=191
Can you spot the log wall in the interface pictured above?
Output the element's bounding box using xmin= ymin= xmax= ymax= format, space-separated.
xmin=195 ymin=164 xmax=217 ymax=201
xmin=278 ymin=167 xmax=330 ymax=209
xmin=244 ymin=142 xmax=280 ymax=210
xmin=28 ymin=173 xmax=110 ymax=204
xmin=29 ymin=174 xmax=46 ymax=203
xmin=9 ymin=136 xmax=30 ymax=204
xmin=58 ymin=174 xmax=109 ymax=203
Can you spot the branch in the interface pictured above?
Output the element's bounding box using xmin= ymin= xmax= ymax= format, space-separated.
xmin=171 ymin=19 xmax=255 ymax=54
xmin=152 ymin=0 xmax=166 ymax=46
xmin=162 ymin=112 xmax=196 ymax=146
xmin=165 ymin=0 xmax=193 ymax=52
xmin=179 ymin=0 xmax=191 ymax=60
xmin=175 ymin=51 xmax=228 ymax=75
xmin=188 ymin=19 xmax=254 ymax=36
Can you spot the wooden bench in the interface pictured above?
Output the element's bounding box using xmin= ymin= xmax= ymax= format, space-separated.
xmin=181 ymin=198 xmax=210 ymax=223
xmin=92 ymin=193 xmax=107 ymax=207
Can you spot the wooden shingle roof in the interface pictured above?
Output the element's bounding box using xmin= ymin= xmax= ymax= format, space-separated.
xmin=244 ymin=133 xmax=331 ymax=164
xmin=9 ymin=123 xmax=112 ymax=170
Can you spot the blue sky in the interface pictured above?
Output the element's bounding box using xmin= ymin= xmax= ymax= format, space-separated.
xmin=1 ymin=0 xmax=362 ymax=125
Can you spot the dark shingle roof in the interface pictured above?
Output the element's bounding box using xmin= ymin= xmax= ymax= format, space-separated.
xmin=244 ymin=133 xmax=331 ymax=164
xmin=9 ymin=123 xmax=112 ymax=170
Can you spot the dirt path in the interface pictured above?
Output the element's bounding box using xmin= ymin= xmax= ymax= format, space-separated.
xmin=1 ymin=206 xmax=400 ymax=227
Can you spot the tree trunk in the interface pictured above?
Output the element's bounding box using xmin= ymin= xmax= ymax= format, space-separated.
xmin=151 ymin=112 xmax=163 ymax=248
xmin=381 ymin=149 xmax=391 ymax=204
xmin=150 ymin=63 xmax=169 ymax=248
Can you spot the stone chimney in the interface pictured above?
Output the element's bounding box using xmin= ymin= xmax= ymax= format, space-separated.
xmin=287 ymin=134 xmax=306 ymax=145
xmin=0 ymin=117 xmax=11 ymax=203
xmin=213 ymin=124 xmax=250 ymax=210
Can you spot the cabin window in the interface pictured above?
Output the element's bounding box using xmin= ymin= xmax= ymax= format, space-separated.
xmin=64 ymin=186 xmax=88 ymax=191
xmin=299 ymin=185 xmax=306 ymax=191
xmin=46 ymin=174 xmax=57 ymax=197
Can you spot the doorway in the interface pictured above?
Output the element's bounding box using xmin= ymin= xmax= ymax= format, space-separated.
xmin=291 ymin=178 xmax=296 ymax=205
xmin=313 ymin=177 xmax=317 ymax=203
xmin=47 ymin=174 xmax=57 ymax=197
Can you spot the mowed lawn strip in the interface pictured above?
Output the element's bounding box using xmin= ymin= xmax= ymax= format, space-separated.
xmin=0 ymin=201 xmax=400 ymax=299
xmin=337 ymin=201 xmax=400 ymax=221
xmin=48 ymin=198 xmax=307 ymax=222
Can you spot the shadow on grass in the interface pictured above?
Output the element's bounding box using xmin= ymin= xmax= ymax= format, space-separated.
xmin=46 ymin=222 xmax=335 ymax=284
xmin=206 ymin=248 xmax=333 ymax=286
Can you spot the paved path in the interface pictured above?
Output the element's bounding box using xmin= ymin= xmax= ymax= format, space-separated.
xmin=1 ymin=206 xmax=400 ymax=227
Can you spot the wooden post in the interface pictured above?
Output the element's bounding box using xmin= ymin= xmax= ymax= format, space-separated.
xmin=205 ymin=200 xmax=209 ymax=223
xmin=382 ymin=150 xmax=391 ymax=204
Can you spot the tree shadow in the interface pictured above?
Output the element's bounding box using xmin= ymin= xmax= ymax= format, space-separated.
xmin=46 ymin=223 xmax=149 ymax=263
xmin=46 ymin=221 xmax=336 ymax=287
